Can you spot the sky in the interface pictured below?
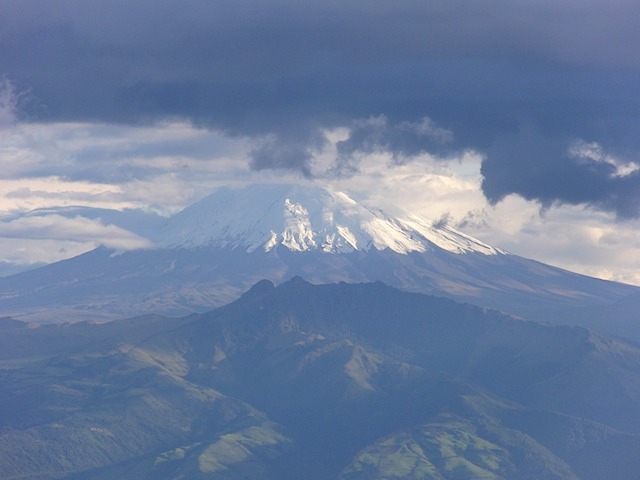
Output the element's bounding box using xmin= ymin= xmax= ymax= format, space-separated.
xmin=1 ymin=0 xmax=640 ymax=285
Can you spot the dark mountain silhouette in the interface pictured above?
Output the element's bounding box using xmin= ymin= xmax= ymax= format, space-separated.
xmin=2 ymin=279 xmax=639 ymax=479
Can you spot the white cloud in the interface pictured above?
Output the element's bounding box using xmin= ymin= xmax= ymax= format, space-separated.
xmin=1 ymin=119 xmax=639 ymax=287
xmin=463 ymin=195 xmax=640 ymax=286
xmin=569 ymin=139 xmax=640 ymax=177
xmin=320 ymin=140 xmax=640 ymax=287
xmin=324 ymin=144 xmax=486 ymax=222
xmin=0 ymin=214 xmax=153 ymax=264
xmin=0 ymin=120 xmax=257 ymax=265
xmin=0 ymin=120 xmax=252 ymax=213
xmin=0 ymin=177 xmax=130 ymax=212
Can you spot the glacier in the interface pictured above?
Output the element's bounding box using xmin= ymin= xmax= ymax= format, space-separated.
xmin=158 ymin=183 xmax=503 ymax=255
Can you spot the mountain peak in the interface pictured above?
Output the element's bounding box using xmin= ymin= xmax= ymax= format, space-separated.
xmin=158 ymin=183 xmax=503 ymax=256
xmin=241 ymin=279 xmax=276 ymax=298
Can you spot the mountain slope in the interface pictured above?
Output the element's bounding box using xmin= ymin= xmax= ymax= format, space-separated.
xmin=0 ymin=183 xmax=637 ymax=343
xmin=2 ymin=279 xmax=640 ymax=479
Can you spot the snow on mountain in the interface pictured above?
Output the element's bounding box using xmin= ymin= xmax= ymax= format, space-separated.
xmin=2 ymin=182 xmax=639 ymax=344
xmin=158 ymin=183 xmax=503 ymax=256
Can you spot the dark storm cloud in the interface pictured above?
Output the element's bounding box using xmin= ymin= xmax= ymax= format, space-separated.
xmin=3 ymin=0 xmax=640 ymax=216
xmin=250 ymin=135 xmax=318 ymax=177
xmin=482 ymin=127 xmax=640 ymax=218
xmin=336 ymin=116 xmax=453 ymax=165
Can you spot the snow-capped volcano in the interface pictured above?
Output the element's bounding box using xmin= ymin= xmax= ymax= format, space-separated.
xmin=1 ymin=182 xmax=639 ymax=344
xmin=159 ymin=183 xmax=501 ymax=255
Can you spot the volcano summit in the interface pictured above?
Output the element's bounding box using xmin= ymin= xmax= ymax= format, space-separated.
xmin=0 ymin=183 xmax=637 ymax=341
xmin=159 ymin=184 xmax=501 ymax=255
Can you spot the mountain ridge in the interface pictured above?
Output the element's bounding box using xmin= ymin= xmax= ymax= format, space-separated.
xmin=0 ymin=183 xmax=638 ymax=344
xmin=2 ymin=278 xmax=640 ymax=479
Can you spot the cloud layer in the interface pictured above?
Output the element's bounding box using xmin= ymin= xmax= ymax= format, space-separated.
xmin=2 ymin=1 xmax=640 ymax=285
xmin=3 ymin=0 xmax=640 ymax=217
xmin=0 ymin=118 xmax=639 ymax=286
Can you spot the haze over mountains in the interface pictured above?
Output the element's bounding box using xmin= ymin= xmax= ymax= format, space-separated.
xmin=2 ymin=278 xmax=640 ymax=479
xmin=0 ymin=183 xmax=638 ymax=342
